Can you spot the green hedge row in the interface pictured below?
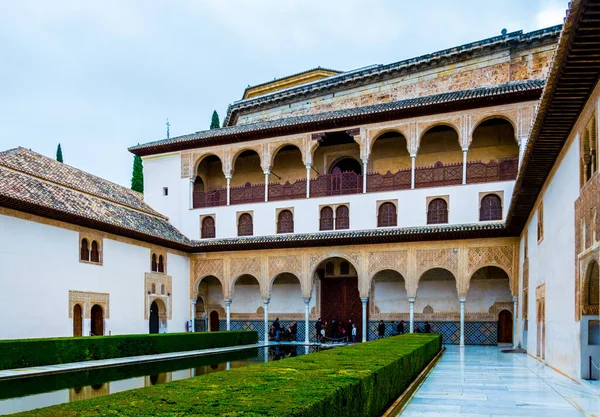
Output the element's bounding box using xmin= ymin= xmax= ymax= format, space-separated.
xmin=16 ymin=334 xmax=441 ymax=417
xmin=0 ymin=331 xmax=257 ymax=371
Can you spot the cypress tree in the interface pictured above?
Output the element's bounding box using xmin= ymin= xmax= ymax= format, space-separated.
xmin=131 ymin=153 xmax=144 ymax=193
xmin=56 ymin=144 xmax=63 ymax=163
xmin=210 ymin=110 xmax=220 ymax=129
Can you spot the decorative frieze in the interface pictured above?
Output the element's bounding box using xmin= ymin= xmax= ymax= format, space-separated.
xmin=68 ymin=290 xmax=109 ymax=319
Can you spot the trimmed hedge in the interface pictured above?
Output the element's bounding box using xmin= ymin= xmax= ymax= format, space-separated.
xmin=15 ymin=334 xmax=441 ymax=417
xmin=0 ymin=331 xmax=257 ymax=371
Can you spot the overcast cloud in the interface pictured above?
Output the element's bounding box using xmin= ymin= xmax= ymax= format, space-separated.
xmin=0 ymin=0 xmax=566 ymax=187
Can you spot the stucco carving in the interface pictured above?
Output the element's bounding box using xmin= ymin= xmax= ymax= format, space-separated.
xmin=192 ymin=258 xmax=224 ymax=296
xmin=68 ymin=290 xmax=110 ymax=319
xmin=268 ymin=255 xmax=303 ymax=280
xmin=416 ymin=248 xmax=459 ymax=279
xmin=144 ymin=272 xmax=172 ymax=320
xmin=467 ymin=246 xmax=515 ymax=296
xmin=231 ymin=257 xmax=262 ymax=281
xmin=368 ymin=250 xmax=409 ymax=279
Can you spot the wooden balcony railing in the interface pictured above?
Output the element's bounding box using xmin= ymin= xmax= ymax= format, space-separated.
xmin=415 ymin=161 xmax=462 ymax=188
xmin=268 ymin=179 xmax=307 ymax=201
xmin=230 ymin=182 xmax=265 ymax=205
xmin=193 ymin=189 xmax=226 ymax=208
xmin=466 ymin=157 xmax=518 ymax=184
xmin=310 ymin=171 xmax=362 ymax=198
xmin=367 ymin=169 xmax=411 ymax=192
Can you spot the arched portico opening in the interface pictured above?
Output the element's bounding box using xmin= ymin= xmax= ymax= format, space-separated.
xmin=416 ymin=125 xmax=462 ymax=188
xmin=193 ymin=155 xmax=226 ymax=208
xmin=73 ymin=304 xmax=82 ymax=337
xmin=468 ymin=118 xmax=518 ymax=183
xmin=149 ymin=299 xmax=167 ymax=334
xmin=210 ymin=310 xmax=220 ymax=332
xmin=196 ymin=275 xmax=224 ymax=332
xmin=231 ymin=150 xmax=264 ymax=204
xmin=314 ymin=257 xmax=362 ymax=341
xmin=269 ymin=273 xmax=305 ymax=341
xmin=90 ymin=304 xmax=104 ymax=336
xmin=370 ymin=270 xmax=408 ymax=339
xmin=269 ymin=145 xmax=306 ymax=201
xmin=467 ymin=266 xmax=513 ymax=345
xmin=581 ymin=259 xmax=599 ymax=380
xmin=416 ymin=268 xmax=458 ymax=343
xmin=231 ymin=274 xmax=262 ymax=335
xmin=368 ymin=131 xmax=411 ymax=191
xmin=149 ymin=301 xmax=160 ymax=334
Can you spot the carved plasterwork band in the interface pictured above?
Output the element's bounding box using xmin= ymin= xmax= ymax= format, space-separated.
xmin=68 ymin=291 xmax=110 ymax=319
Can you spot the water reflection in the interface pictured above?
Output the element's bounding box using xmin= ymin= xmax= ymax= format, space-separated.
xmin=0 ymin=345 xmax=321 ymax=415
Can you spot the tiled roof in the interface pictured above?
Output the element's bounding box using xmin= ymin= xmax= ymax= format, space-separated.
xmin=243 ymin=66 xmax=342 ymax=93
xmin=190 ymin=222 xmax=509 ymax=252
xmin=0 ymin=148 xmax=165 ymax=218
xmin=0 ymin=149 xmax=191 ymax=249
xmin=130 ymin=79 xmax=544 ymax=156
xmin=224 ymin=25 xmax=562 ymax=126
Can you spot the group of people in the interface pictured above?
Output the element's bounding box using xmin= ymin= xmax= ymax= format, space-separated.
xmin=315 ymin=318 xmax=358 ymax=343
xmin=376 ymin=320 xmax=432 ymax=338
xmin=269 ymin=318 xmax=298 ymax=342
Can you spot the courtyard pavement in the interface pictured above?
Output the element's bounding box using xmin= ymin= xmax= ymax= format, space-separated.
xmin=400 ymin=346 xmax=600 ymax=417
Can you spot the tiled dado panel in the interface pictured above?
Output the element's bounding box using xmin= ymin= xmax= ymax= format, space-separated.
xmin=218 ymin=320 xmax=318 ymax=342
xmin=367 ymin=320 xmax=498 ymax=345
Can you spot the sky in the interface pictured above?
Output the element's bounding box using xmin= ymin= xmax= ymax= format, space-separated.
xmin=0 ymin=0 xmax=567 ymax=188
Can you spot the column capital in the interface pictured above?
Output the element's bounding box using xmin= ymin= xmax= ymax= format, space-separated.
xmin=303 ymin=297 xmax=311 ymax=305
xmin=262 ymin=298 xmax=271 ymax=305
xmin=360 ymin=297 xmax=369 ymax=303
xmin=263 ymin=169 xmax=271 ymax=175
xmin=305 ymin=163 xmax=312 ymax=169
xmin=191 ymin=299 xmax=196 ymax=305
xmin=512 ymin=296 xmax=518 ymax=302
xmin=361 ymin=157 xmax=369 ymax=164
xmin=408 ymin=297 xmax=416 ymax=303
xmin=410 ymin=153 xmax=417 ymax=159
xmin=225 ymin=173 xmax=232 ymax=180
xmin=462 ymin=147 xmax=469 ymax=152
xmin=224 ymin=299 xmax=232 ymax=306
xmin=459 ymin=296 xmax=467 ymax=303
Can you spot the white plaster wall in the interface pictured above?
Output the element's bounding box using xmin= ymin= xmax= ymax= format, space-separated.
xmin=415 ymin=280 xmax=459 ymax=313
xmin=187 ymin=181 xmax=514 ymax=240
xmin=230 ymin=284 xmax=261 ymax=314
xmin=270 ymin=283 xmax=304 ymax=314
xmin=373 ymin=277 xmax=409 ymax=313
xmin=0 ymin=214 xmax=190 ymax=339
xmin=521 ymin=137 xmax=580 ymax=380
xmin=466 ymin=279 xmax=512 ymax=313
xmin=142 ymin=153 xmax=183 ymax=231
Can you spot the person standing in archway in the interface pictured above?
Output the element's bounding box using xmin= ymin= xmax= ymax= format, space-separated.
xmin=378 ymin=320 xmax=386 ymax=339
xmin=398 ymin=320 xmax=405 ymax=335
xmin=273 ymin=318 xmax=281 ymax=342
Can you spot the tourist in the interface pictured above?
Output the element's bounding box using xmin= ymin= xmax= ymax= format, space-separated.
xmin=291 ymin=321 xmax=298 ymax=341
xmin=321 ymin=321 xmax=327 ymax=342
xmin=398 ymin=320 xmax=405 ymax=335
xmin=391 ymin=321 xmax=398 ymax=336
xmin=351 ymin=323 xmax=357 ymax=343
xmin=424 ymin=321 xmax=431 ymax=333
xmin=315 ymin=318 xmax=323 ymax=342
xmin=378 ymin=320 xmax=386 ymax=338
xmin=273 ymin=317 xmax=281 ymax=342
xmin=331 ymin=319 xmax=337 ymax=339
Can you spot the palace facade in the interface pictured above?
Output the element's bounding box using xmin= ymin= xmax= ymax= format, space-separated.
xmin=0 ymin=0 xmax=598 ymax=385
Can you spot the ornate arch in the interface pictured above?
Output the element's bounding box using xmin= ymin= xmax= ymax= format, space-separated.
xmin=230 ymin=274 xmax=262 ymax=299
xmin=367 ymin=250 xmax=409 ymax=290
xmin=470 ymin=113 xmax=518 ymax=139
xmin=267 ymin=138 xmax=306 ymax=169
xmin=415 ymin=267 xmax=459 ymax=297
xmin=368 ymin=127 xmax=411 ymax=153
xmin=192 ymin=258 xmax=224 ymax=298
xmin=309 ymin=252 xmax=361 ymax=277
xmin=581 ymin=255 xmax=599 ymax=316
xmin=268 ymin=273 xmax=303 ymax=299
xmin=230 ymin=144 xmax=265 ymax=173
xmin=268 ymin=255 xmax=306 ymax=296
xmin=417 ymin=119 xmax=462 ymax=151
xmin=230 ymin=256 xmax=264 ymax=298
xmin=466 ymin=246 xmax=515 ymax=296
xmin=192 ymin=274 xmax=225 ymax=300
xmin=192 ymin=152 xmax=227 ymax=179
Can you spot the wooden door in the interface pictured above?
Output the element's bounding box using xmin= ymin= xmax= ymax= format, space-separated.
xmin=73 ymin=304 xmax=82 ymax=337
xmin=210 ymin=311 xmax=219 ymax=332
xmin=497 ymin=310 xmax=513 ymax=343
xmin=320 ymin=277 xmax=364 ymax=340
xmin=149 ymin=301 xmax=159 ymax=334
xmin=91 ymin=304 xmax=104 ymax=336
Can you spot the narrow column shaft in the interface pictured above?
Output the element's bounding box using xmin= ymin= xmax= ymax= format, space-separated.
xmin=305 ymin=165 xmax=311 ymax=198
xmin=462 ymin=149 xmax=468 ymax=185
xmin=225 ymin=300 xmax=231 ymax=331
xmin=263 ymin=300 xmax=270 ymax=345
xmin=191 ymin=300 xmax=196 ymax=332
xmin=362 ymin=159 xmax=368 ymax=193
xmin=361 ymin=297 xmax=368 ymax=342
xmin=264 ymin=171 xmax=269 ymax=202
xmin=225 ymin=175 xmax=232 ymax=206
xmin=459 ymin=296 xmax=466 ymax=347
xmin=410 ymin=155 xmax=416 ymax=189
xmin=409 ymin=297 xmax=415 ymax=333
xmin=513 ymin=296 xmax=518 ymax=349
xmin=304 ymin=298 xmax=311 ymax=344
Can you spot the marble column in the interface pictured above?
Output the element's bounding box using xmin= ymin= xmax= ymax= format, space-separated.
xmin=459 ymin=296 xmax=466 ymax=347
xmin=462 ymin=148 xmax=468 ymax=185
xmin=263 ymin=299 xmax=270 ymax=345
xmin=225 ymin=299 xmax=231 ymax=331
xmin=512 ymin=296 xmax=518 ymax=349
xmin=305 ymin=164 xmax=312 ymax=198
xmin=225 ymin=174 xmax=232 ymax=206
xmin=226 ymin=362 xmax=231 ymax=370
xmin=362 ymin=158 xmax=368 ymax=193
xmin=361 ymin=297 xmax=368 ymax=342
xmin=410 ymin=155 xmax=416 ymax=189
xmin=264 ymin=170 xmax=270 ymax=202
xmin=191 ymin=299 xmax=196 ymax=332
xmin=303 ymin=297 xmax=311 ymax=344
xmin=409 ymin=297 xmax=415 ymax=333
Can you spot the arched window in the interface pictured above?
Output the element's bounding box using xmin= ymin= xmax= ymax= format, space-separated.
xmin=238 ymin=213 xmax=253 ymax=236
xmin=340 ymin=261 xmax=350 ymax=275
xmin=378 ymin=202 xmax=397 ymax=227
xmin=151 ymin=254 xmax=158 ymax=272
xmin=427 ymin=199 xmax=448 ymax=224
xmin=201 ymin=216 xmax=215 ymax=239
xmin=335 ymin=205 xmax=349 ymax=230
xmin=158 ymin=255 xmax=165 ymax=273
xmin=319 ymin=206 xmax=334 ymax=231
xmin=277 ymin=210 xmax=294 ymax=233
xmin=151 ymin=283 xmax=156 ymax=294
xmin=193 ymin=176 xmax=204 ymax=193
xmin=161 ymin=284 xmax=165 ymax=295
xmin=90 ymin=241 xmax=100 ymax=263
xmin=480 ymin=194 xmax=502 ymax=221
xmin=325 ymin=261 xmax=334 ymax=276
xmin=80 ymin=238 xmax=90 ymax=262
